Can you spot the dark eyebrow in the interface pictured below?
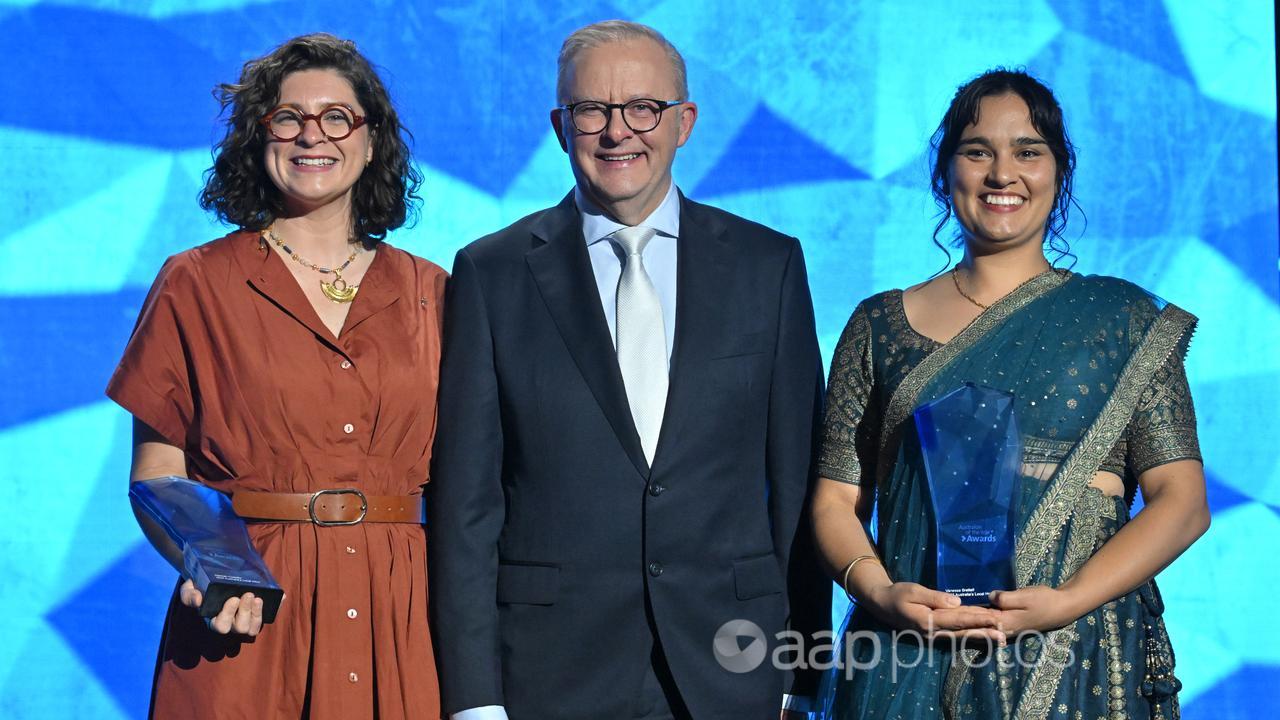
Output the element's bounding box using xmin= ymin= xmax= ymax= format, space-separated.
xmin=274 ymin=100 xmax=352 ymax=111
xmin=957 ymin=136 xmax=1048 ymax=147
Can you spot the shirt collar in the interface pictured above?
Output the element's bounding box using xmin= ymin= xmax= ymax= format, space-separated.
xmin=576 ymin=181 xmax=681 ymax=246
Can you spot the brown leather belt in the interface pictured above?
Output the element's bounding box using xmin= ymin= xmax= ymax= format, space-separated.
xmin=232 ymin=489 xmax=424 ymax=525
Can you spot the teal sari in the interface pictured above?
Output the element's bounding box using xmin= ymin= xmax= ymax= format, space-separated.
xmin=816 ymin=272 xmax=1199 ymax=720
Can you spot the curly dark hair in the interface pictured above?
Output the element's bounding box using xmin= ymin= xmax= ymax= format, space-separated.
xmin=928 ymin=68 xmax=1081 ymax=267
xmin=199 ymin=33 xmax=421 ymax=242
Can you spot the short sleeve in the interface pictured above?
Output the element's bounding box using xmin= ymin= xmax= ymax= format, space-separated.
xmin=1126 ymin=346 xmax=1202 ymax=476
xmin=817 ymin=302 xmax=874 ymax=485
xmin=105 ymin=255 xmax=198 ymax=449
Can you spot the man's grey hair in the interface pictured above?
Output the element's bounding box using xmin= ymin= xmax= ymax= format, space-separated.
xmin=556 ymin=20 xmax=689 ymax=103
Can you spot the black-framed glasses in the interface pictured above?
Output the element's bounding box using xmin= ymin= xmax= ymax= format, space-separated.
xmin=259 ymin=103 xmax=368 ymax=141
xmin=559 ymin=98 xmax=684 ymax=135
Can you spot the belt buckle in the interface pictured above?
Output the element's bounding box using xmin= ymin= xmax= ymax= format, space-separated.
xmin=308 ymin=488 xmax=368 ymax=526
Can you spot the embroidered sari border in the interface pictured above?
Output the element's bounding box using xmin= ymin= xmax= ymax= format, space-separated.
xmin=942 ymin=647 xmax=974 ymax=715
xmin=1006 ymin=495 xmax=1105 ymax=720
xmin=1013 ymin=624 xmax=1082 ymax=720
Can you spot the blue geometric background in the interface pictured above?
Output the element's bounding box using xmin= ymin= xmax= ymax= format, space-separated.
xmin=0 ymin=1 xmax=1275 ymax=718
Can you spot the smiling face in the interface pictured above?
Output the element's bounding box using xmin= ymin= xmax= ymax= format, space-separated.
xmin=949 ymin=93 xmax=1057 ymax=252
xmin=552 ymin=38 xmax=697 ymax=225
xmin=262 ymin=68 xmax=373 ymax=218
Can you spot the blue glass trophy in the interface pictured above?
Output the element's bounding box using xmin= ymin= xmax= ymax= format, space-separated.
xmin=913 ymin=384 xmax=1021 ymax=605
xmin=130 ymin=477 xmax=283 ymax=623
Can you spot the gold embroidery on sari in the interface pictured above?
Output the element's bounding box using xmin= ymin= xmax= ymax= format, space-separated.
xmin=943 ymin=648 xmax=976 ymax=717
xmin=1102 ymin=603 xmax=1126 ymax=717
xmin=1126 ymin=349 xmax=1201 ymax=475
xmin=1022 ymin=436 xmax=1076 ymax=462
xmin=1061 ymin=489 xmax=1106 ymax=577
xmin=998 ymin=648 xmax=1016 ymax=718
xmin=884 ymin=290 xmax=943 ymax=358
xmin=1003 ymin=495 xmax=1106 ymax=719
xmin=1012 ymin=624 xmax=1080 ymax=720
xmin=817 ymin=302 xmax=875 ymax=485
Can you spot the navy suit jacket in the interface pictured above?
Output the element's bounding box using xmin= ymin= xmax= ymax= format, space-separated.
xmin=429 ymin=191 xmax=829 ymax=720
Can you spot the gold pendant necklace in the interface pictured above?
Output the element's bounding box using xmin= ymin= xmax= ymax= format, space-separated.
xmin=320 ymin=275 xmax=358 ymax=303
xmin=265 ymin=226 xmax=361 ymax=304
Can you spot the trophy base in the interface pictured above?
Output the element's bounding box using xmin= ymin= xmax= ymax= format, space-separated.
xmin=199 ymin=581 xmax=284 ymax=624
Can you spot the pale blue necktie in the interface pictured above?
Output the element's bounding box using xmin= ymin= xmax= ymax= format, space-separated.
xmin=611 ymin=226 xmax=668 ymax=465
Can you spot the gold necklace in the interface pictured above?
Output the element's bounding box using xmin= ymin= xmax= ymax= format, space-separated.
xmin=265 ymin=226 xmax=361 ymax=303
xmin=950 ymin=266 xmax=988 ymax=310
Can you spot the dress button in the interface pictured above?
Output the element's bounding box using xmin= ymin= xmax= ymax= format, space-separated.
xmin=343 ymin=423 xmax=354 ymax=434
xmin=348 ymin=672 xmax=358 ymax=683
xmin=647 ymin=561 xmax=664 ymax=577
xmin=340 ymin=360 xmax=352 ymax=369
xmin=345 ymin=546 xmax=356 ymax=554
xmin=648 ymin=483 xmax=665 ymax=497
xmin=347 ymin=608 xmax=358 ymax=619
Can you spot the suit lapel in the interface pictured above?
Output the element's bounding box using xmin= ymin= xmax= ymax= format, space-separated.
xmin=526 ymin=193 xmax=651 ymax=478
xmin=651 ymin=194 xmax=732 ymax=469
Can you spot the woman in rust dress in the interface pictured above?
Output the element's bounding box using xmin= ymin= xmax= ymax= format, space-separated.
xmin=107 ymin=34 xmax=442 ymax=719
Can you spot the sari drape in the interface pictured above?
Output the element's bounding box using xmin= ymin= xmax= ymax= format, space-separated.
xmin=816 ymin=272 xmax=1200 ymax=720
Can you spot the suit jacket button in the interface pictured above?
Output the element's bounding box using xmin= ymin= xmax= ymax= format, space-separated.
xmin=648 ymin=483 xmax=665 ymax=497
xmin=648 ymin=561 xmax=664 ymax=577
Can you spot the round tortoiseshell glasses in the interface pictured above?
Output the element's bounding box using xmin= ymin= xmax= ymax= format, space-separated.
xmin=258 ymin=104 xmax=368 ymax=141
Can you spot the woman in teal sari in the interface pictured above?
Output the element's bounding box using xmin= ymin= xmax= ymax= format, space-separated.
xmin=812 ymin=69 xmax=1209 ymax=720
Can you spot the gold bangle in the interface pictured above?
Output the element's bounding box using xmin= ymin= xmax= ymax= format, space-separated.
xmin=840 ymin=554 xmax=881 ymax=603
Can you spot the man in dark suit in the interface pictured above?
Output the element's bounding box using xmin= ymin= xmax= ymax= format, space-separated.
xmin=430 ymin=20 xmax=829 ymax=720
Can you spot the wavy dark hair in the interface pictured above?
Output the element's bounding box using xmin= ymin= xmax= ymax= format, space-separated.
xmin=929 ymin=68 xmax=1081 ymax=268
xmin=199 ymin=33 xmax=421 ymax=242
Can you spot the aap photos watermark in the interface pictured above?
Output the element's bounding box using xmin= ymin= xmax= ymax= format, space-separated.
xmin=712 ymin=618 xmax=1075 ymax=682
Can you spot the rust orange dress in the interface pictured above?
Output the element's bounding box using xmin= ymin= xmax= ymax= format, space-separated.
xmin=107 ymin=231 xmax=444 ymax=719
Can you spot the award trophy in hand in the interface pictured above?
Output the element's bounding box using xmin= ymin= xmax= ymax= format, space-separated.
xmin=914 ymin=383 xmax=1022 ymax=605
xmin=130 ymin=477 xmax=284 ymax=623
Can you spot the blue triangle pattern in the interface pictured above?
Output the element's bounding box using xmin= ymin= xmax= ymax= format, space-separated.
xmin=1183 ymin=663 xmax=1280 ymax=719
xmin=1203 ymin=470 xmax=1262 ymax=515
xmin=0 ymin=290 xmax=149 ymax=430
xmin=126 ymin=158 xmax=227 ymax=288
xmin=1046 ymin=0 xmax=1194 ymax=81
xmin=0 ymin=7 xmax=233 ymax=149
xmin=1202 ymin=210 xmax=1280 ymax=302
xmin=45 ymin=542 xmax=175 ymax=720
xmin=693 ymin=104 xmax=869 ymax=198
